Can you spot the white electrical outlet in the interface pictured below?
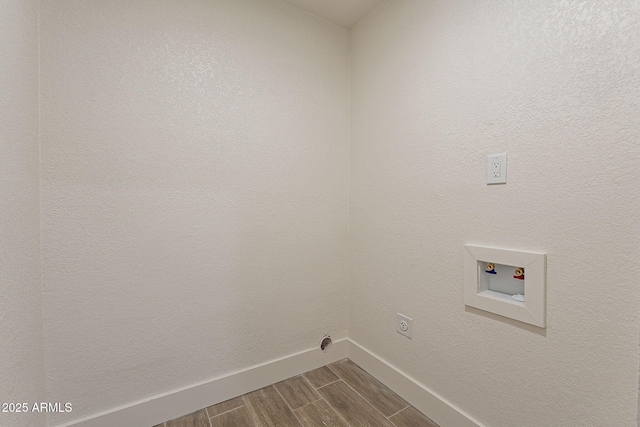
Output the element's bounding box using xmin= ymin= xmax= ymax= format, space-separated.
xmin=492 ymin=160 xmax=501 ymax=177
xmin=487 ymin=153 xmax=507 ymax=184
xmin=396 ymin=313 xmax=413 ymax=339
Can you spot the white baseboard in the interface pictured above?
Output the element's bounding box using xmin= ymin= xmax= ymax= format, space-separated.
xmin=346 ymin=339 xmax=485 ymax=427
xmin=55 ymin=338 xmax=483 ymax=427
xmin=54 ymin=339 xmax=348 ymax=427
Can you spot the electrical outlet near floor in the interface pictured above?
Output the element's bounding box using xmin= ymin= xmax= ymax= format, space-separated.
xmin=396 ymin=313 xmax=413 ymax=339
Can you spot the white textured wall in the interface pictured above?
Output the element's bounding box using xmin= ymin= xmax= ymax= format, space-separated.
xmin=0 ymin=0 xmax=46 ymax=426
xmin=40 ymin=0 xmax=349 ymax=424
xmin=350 ymin=1 xmax=640 ymax=426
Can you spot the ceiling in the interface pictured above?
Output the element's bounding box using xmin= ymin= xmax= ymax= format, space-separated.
xmin=280 ymin=0 xmax=384 ymax=29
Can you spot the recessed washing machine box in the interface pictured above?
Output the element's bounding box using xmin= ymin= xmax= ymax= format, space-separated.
xmin=464 ymin=245 xmax=546 ymax=328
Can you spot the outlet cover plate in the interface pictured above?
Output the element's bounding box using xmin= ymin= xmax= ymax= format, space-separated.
xmin=396 ymin=313 xmax=413 ymax=339
xmin=487 ymin=153 xmax=507 ymax=184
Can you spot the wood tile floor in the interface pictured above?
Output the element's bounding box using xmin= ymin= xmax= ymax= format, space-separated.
xmin=155 ymin=359 xmax=438 ymax=427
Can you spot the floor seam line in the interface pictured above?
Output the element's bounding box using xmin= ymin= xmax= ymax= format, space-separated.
xmin=298 ymin=373 xmax=322 ymax=399
xmin=272 ymin=383 xmax=304 ymax=427
xmin=240 ymin=394 xmax=259 ymax=427
xmin=209 ymin=404 xmax=247 ymax=419
xmin=337 ymin=360 xmax=409 ymax=419
xmin=208 ymin=403 xmax=247 ymax=419
xmin=338 ymin=375 xmax=397 ymax=423
xmin=326 ymin=362 xmax=342 ymax=381
xmin=315 ymin=394 xmax=351 ymax=427
xmin=387 ymin=404 xmax=410 ymax=419
xmin=316 ymin=378 xmax=342 ymax=390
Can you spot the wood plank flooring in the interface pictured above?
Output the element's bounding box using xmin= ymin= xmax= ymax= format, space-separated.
xmin=154 ymin=359 xmax=439 ymax=427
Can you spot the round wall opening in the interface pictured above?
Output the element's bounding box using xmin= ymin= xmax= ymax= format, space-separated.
xmin=320 ymin=334 xmax=332 ymax=352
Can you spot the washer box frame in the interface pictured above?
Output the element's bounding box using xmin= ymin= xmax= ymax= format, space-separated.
xmin=464 ymin=245 xmax=546 ymax=328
